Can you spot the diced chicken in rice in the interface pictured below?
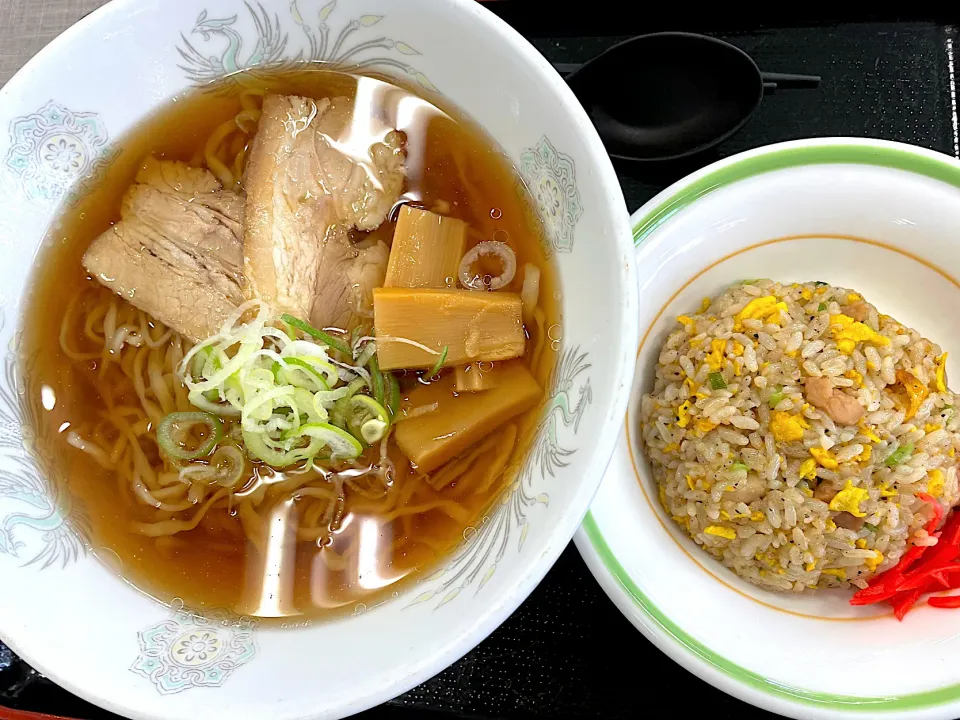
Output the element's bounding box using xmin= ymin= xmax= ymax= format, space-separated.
xmin=842 ymin=300 xmax=870 ymax=322
xmin=804 ymin=376 xmax=865 ymax=425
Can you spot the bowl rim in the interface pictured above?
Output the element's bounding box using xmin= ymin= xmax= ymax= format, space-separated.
xmin=575 ymin=137 xmax=960 ymax=720
xmin=0 ymin=0 xmax=639 ymax=717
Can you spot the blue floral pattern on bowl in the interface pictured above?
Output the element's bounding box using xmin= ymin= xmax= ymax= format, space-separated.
xmin=0 ymin=321 xmax=89 ymax=569
xmin=406 ymin=346 xmax=592 ymax=610
xmin=520 ymin=137 xmax=583 ymax=254
xmin=131 ymin=605 xmax=258 ymax=694
xmin=5 ymin=101 xmax=116 ymax=205
xmin=177 ymin=1 xmax=437 ymax=93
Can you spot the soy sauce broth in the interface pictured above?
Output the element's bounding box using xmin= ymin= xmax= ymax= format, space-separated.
xmin=22 ymin=68 xmax=560 ymax=620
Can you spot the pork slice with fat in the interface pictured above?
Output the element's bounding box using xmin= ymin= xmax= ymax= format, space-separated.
xmin=82 ymin=158 xmax=245 ymax=343
xmin=243 ymin=93 xmax=405 ymax=330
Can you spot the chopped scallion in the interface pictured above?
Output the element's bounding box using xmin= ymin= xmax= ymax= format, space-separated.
xmin=345 ymin=395 xmax=390 ymax=445
xmin=885 ymin=442 xmax=915 ymax=467
xmin=429 ymin=346 xmax=449 ymax=377
xmin=295 ymin=422 xmax=363 ymax=461
xmin=329 ymin=378 xmax=369 ymax=430
xmin=242 ymin=428 xmax=322 ymax=467
xmin=708 ymin=372 xmax=727 ymax=390
xmin=385 ymin=372 xmax=401 ymax=417
xmin=178 ymin=300 xmax=377 ymax=470
xmin=768 ymin=386 xmax=785 ymax=408
xmin=157 ymin=411 xmax=223 ymax=461
xmin=864 ymin=522 xmax=879 ymax=532
xmin=817 ymin=302 xmax=827 ymax=312
xmin=731 ymin=462 xmax=748 ymax=471
xmin=280 ymin=313 xmax=351 ymax=355
xmin=275 ymin=357 xmax=332 ymax=393
xmin=368 ymin=355 xmax=385 ymax=407
xmin=179 ymin=444 xmax=246 ymax=488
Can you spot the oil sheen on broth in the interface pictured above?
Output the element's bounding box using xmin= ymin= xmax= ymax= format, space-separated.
xmin=23 ymin=69 xmax=559 ymax=619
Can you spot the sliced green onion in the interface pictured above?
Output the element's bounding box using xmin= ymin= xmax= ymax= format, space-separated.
xmin=278 ymin=358 xmax=331 ymax=392
xmin=297 ymin=422 xmax=363 ymax=460
xmin=385 ymin=373 xmax=401 ymax=417
xmin=191 ymin=346 xmax=210 ymax=377
xmin=361 ymin=420 xmax=388 ymax=444
xmin=242 ymin=428 xmax=323 ymax=467
xmin=354 ymin=340 xmax=377 ymax=368
xmin=314 ymin=380 xmax=363 ymax=413
xmin=817 ymin=302 xmax=827 ymax=312
xmin=346 ymin=395 xmax=390 ymax=444
xmin=293 ymin=387 xmax=327 ymax=423
xmin=813 ymin=281 xmax=828 ymax=287
xmin=731 ymin=461 xmax=748 ymax=471
xmin=187 ymin=388 xmax=240 ymax=417
xmin=330 ymin=378 xmax=369 ymax=429
xmin=280 ymin=313 xmax=351 ymax=355
xmin=864 ymin=522 xmax=879 ymax=533
xmin=429 ymin=346 xmax=449 ymax=377
xmin=158 ymin=411 xmax=223 ymax=461
xmin=241 ymin=385 xmax=296 ymax=430
xmin=344 ymin=377 xmax=369 ymax=397
xmin=885 ymin=442 xmax=914 ymax=467
xmin=179 ymin=445 xmax=246 ymax=488
xmin=176 ymin=302 xmax=378 ymax=470
xmin=246 ymin=367 xmax=275 ymax=391
xmin=368 ymin=355 xmax=385 ymax=407
xmin=185 ymin=339 xmax=259 ymax=394
xmin=294 ymin=356 xmax=339 ymax=387
xmin=192 ymin=346 xmax=221 ymax=379
xmin=223 ymin=373 xmax=244 ymax=406
xmin=708 ymin=372 xmax=727 ymax=390
xmin=768 ymin=386 xmax=785 ymax=408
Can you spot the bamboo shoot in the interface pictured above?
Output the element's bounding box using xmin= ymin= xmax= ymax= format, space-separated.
xmin=395 ymin=361 xmax=541 ymax=472
xmin=384 ymin=205 xmax=466 ymax=288
xmin=373 ymin=287 xmax=524 ymax=370
xmin=454 ymin=362 xmax=500 ymax=393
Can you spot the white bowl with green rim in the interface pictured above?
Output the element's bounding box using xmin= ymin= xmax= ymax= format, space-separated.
xmin=576 ymin=138 xmax=960 ymax=720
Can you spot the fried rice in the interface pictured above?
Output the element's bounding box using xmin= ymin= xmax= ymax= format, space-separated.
xmin=640 ymin=280 xmax=960 ymax=592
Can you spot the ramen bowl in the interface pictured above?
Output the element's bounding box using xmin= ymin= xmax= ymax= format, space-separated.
xmin=0 ymin=1 xmax=637 ymax=718
xmin=578 ymin=138 xmax=960 ymax=719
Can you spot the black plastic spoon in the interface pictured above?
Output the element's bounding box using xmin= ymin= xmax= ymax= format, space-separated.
xmin=557 ymin=32 xmax=820 ymax=162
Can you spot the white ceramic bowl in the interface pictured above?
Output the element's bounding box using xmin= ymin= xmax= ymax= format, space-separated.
xmin=0 ymin=2 xmax=637 ymax=718
xmin=577 ymin=138 xmax=960 ymax=720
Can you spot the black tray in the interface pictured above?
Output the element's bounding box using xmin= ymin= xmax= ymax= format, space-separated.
xmin=3 ymin=7 xmax=959 ymax=720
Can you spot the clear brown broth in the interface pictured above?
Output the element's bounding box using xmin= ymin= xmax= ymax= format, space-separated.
xmin=21 ymin=68 xmax=560 ymax=621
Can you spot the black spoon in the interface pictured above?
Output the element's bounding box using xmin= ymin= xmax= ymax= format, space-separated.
xmin=557 ymin=32 xmax=820 ymax=163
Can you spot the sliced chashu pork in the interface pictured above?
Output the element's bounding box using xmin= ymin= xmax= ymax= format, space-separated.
xmin=243 ymin=94 xmax=405 ymax=330
xmin=83 ymin=158 xmax=245 ymax=342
